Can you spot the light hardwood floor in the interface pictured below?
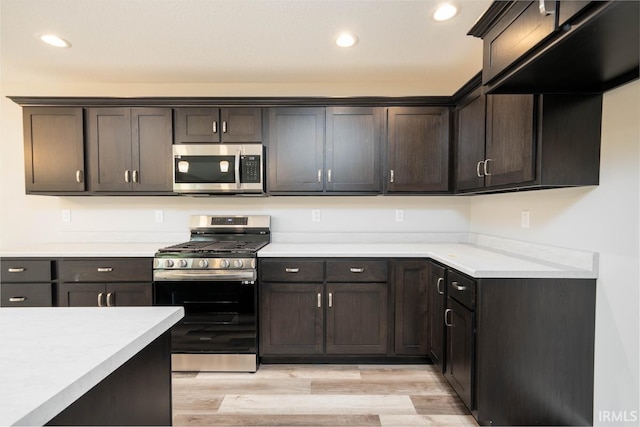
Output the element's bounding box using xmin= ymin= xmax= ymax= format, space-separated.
xmin=172 ymin=364 xmax=478 ymax=426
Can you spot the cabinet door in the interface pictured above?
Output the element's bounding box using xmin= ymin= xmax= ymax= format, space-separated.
xmin=387 ymin=107 xmax=450 ymax=193
xmin=23 ymin=107 xmax=85 ymax=192
xmin=455 ymin=94 xmax=486 ymax=192
xmin=445 ymin=297 xmax=475 ymax=410
xmin=174 ymin=108 xmax=220 ymax=143
xmin=394 ymin=260 xmax=429 ymax=356
xmin=326 ymin=107 xmax=382 ymax=192
xmin=220 ymin=108 xmax=262 ymax=142
xmin=131 ymin=108 xmax=173 ymax=192
xmin=485 ymin=95 xmax=535 ymax=188
xmin=87 ymin=108 xmax=133 ymax=191
xmin=260 ymin=283 xmax=324 ymax=355
xmin=58 ymin=283 xmax=105 ymax=307
xmin=427 ymin=262 xmax=447 ymax=371
xmin=326 ymin=283 xmax=388 ymax=355
xmin=107 ymin=283 xmax=152 ymax=306
xmin=267 ymin=108 xmax=325 ymax=192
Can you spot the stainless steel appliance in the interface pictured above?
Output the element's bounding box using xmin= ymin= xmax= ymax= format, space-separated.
xmin=153 ymin=215 xmax=270 ymax=372
xmin=172 ymin=144 xmax=264 ymax=194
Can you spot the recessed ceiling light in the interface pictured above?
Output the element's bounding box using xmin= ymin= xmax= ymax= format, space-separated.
xmin=39 ymin=34 xmax=71 ymax=48
xmin=433 ymin=3 xmax=459 ymax=21
xmin=336 ymin=33 xmax=358 ymax=48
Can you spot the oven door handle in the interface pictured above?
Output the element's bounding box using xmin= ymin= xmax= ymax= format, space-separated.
xmin=235 ymin=149 xmax=242 ymax=190
xmin=153 ymin=269 xmax=257 ymax=281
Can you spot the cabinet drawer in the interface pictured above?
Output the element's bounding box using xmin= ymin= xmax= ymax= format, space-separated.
xmin=59 ymin=258 xmax=152 ymax=282
xmin=448 ymin=270 xmax=476 ymax=311
xmin=1 ymin=283 xmax=53 ymax=307
xmin=1 ymin=259 xmax=52 ymax=282
xmin=326 ymin=260 xmax=387 ymax=282
xmin=260 ymin=259 xmax=324 ymax=282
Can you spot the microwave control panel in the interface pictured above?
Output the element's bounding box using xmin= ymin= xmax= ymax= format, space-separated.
xmin=241 ymin=155 xmax=261 ymax=183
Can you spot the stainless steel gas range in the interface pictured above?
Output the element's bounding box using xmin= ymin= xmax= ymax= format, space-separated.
xmin=153 ymin=215 xmax=270 ymax=372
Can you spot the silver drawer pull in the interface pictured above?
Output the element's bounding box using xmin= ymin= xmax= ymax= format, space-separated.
xmin=9 ymin=297 xmax=27 ymax=302
xmin=350 ymin=267 xmax=365 ymax=273
xmin=285 ymin=268 xmax=300 ymax=273
xmin=97 ymin=267 xmax=113 ymax=272
xmin=452 ymin=281 xmax=467 ymax=292
xmin=8 ymin=268 xmax=26 ymax=273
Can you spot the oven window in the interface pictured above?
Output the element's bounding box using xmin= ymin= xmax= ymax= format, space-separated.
xmin=154 ymin=281 xmax=256 ymax=353
xmin=174 ymin=155 xmax=236 ymax=183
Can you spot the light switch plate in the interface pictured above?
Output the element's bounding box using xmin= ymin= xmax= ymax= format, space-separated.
xmin=521 ymin=210 xmax=530 ymax=228
xmin=395 ymin=209 xmax=404 ymax=222
xmin=62 ymin=210 xmax=71 ymax=223
xmin=155 ymin=210 xmax=164 ymax=223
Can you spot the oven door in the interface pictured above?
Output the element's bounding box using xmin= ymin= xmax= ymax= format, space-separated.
xmin=153 ymin=280 xmax=257 ymax=355
xmin=172 ymin=144 xmax=263 ymax=194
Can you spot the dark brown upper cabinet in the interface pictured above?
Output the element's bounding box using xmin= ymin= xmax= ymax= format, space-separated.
xmin=267 ymin=107 xmax=382 ymax=194
xmin=174 ymin=107 xmax=262 ymax=143
xmin=469 ymin=0 xmax=639 ymax=93
xmin=87 ymin=107 xmax=173 ymax=192
xmin=455 ymin=88 xmax=602 ymax=194
xmin=386 ymin=107 xmax=450 ymax=193
xmin=23 ymin=107 xmax=85 ymax=193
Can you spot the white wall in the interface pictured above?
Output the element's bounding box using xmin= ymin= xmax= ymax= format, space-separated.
xmin=469 ymin=80 xmax=640 ymax=424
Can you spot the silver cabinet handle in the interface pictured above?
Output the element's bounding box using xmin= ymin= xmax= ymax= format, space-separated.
xmin=97 ymin=292 xmax=104 ymax=307
xmin=317 ymin=169 xmax=322 ymax=183
xmin=212 ymin=121 xmax=218 ymax=134
xmin=476 ymin=161 xmax=484 ymax=178
xmin=76 ymin=170 xmax=83 ymax=183
xmin=483 ymin=159 xmax=492 ymax=176
xmin=328 ymin=292 xmax=333 ymax=308
xmin=327 ymin=169 xmax=332 ymax=183
xmin=285 ymin=268 xmax=299 ymax=273
xmin=390 ymin=169 xmax=395 ymax=183
xmin=452 ymin=281 xmax=467 ymax=292
xmin=124 ymin=170 xmax=131 ymax=183
xmin=317 ymin=293 xmax=322 ymax=308
xmin=97 ymin=267 xmax=113 ymax=272
xmin=9 ymin=297 xmax=27 ymax=302
xmin=132 ymin=170 xmax=139 ymax=183
xmin=539 ymin=0 xmax=554 ymax=16
xmin=7 ymin=267 xmax=26 ymax=273
xmin=444 ymin=308 xmax=453 ymax=326
xmin=106 ymin=292 xmax=114 ymax=307
xmin=350 ymin=267 xmax=364 ymax=273
xmin=437 ymin=277 xmax=444 ymax=295
xmin=222 ymin=121 xmax=228 ymax=133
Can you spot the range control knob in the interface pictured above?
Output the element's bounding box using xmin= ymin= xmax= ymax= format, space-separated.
xmin=177 ymin=259 xmax=188 ymax=268
xmin=197 ymin=259 xmax=209 ymax=268
xmin=233 ymin=259 xmax=244 ymax=268
xmin=220 ymin=259 xmax=230 ymax=269
xmin=164 ymin=260 xmax=174 ymax=268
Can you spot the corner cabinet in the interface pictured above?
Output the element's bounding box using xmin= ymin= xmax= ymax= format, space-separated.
xmin=22 ymin=107 xmax=85 ymax=193
xmin=455 ymin=89 xmax=603 ymax=193
xmin=87 ymin=107 xmax=173 ymax=193
xmin=259 ymin=258 xmax=389 ymax=359
xmin=426 ymin=261 xmax=447 ymax=372
xmin=266 ymin=107 xmax=382 ymax=194
xmin=57 ymin=258 xmax=152 ymax=307
xmin=393 ymin=260 xmax=429 ymax=355
xmin=386 ymin=107 xmax=450 ymax=193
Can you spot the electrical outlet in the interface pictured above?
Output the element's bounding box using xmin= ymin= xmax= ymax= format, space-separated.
xmin=62 ymin=210 xmax=71 ymax=223
xmin=311 ymin=210 xmax=321 ymax=222
xmin=521 ymin=210 xmax=530 ymax=228
xmin=395 ymin=209 xmax=404 ymax=222
xmin=155 ymin=210 xmax=164 ymax=223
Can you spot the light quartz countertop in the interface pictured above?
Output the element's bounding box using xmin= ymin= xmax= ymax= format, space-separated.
xmin=0 ymin=306 xmax=184 ymax=426
xmin=258 ymin=243 xmax=597 ymax=279
xmin=0 ymin=242 xmax=164 ymax=258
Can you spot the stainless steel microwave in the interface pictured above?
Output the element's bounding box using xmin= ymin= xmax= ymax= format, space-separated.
xmin=172 ymin=144 xmax=264 ymax=194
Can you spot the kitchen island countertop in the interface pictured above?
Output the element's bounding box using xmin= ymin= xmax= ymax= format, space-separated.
xmin=0 ymin=306 xmax=184 ymax=426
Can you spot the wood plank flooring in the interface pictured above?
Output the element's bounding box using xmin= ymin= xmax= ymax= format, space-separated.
xmin=172 ymin=364 xmax=478 ymax=426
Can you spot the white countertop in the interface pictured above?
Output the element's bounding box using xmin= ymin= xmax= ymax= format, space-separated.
xmin=258 ymin=243 xmax=597 ymax=279
xmin=0 ymin=242 xmax=163 ymax=258
xmin=0 ymin=306 xmax=184 ymax=426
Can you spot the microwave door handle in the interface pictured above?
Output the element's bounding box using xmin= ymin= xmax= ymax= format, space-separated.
xmin=235 ymin=150 xmax=242 ymax=190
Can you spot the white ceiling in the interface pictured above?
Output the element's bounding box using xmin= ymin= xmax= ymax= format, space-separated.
xmin=0 ymin=0 xmax=492 ymax=95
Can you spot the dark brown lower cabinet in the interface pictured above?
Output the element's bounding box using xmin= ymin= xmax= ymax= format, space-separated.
xmin=58 ymin=282 xmax=152 ymax=307
xmin=393 ymin=260 xmax=429 ymax=355
xmin=426 ymin=261 xmax=447 ymax=371
xmin=1 ymin=258 xmax=55 ymax=307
